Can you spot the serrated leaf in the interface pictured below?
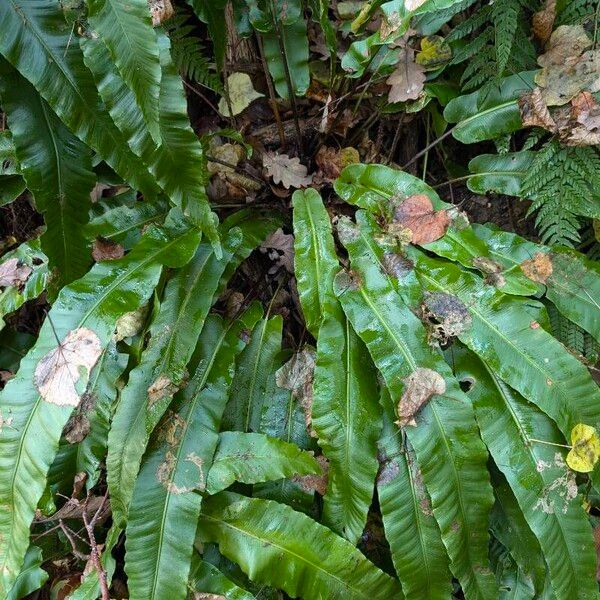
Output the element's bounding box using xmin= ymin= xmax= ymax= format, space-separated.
xmin=87 ymin=0 xmax=162 ymax=143
xmin=198 ymin=492 xmax=403 ymax=600
xmin=0 ymin=219 xmax=200 ymax=595
xmin=334 ymin=216 xmax=497 ymax=599
xmin=454 ymin=347 xmax=597 ymax=600
xmin=125 ymin=311 xmax=258 ymax=600
xmin=206 ymin=432 xmax=320 ymax=494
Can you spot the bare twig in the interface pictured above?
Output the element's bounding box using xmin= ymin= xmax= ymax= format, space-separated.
xmin=82 ymin=490 xmax=110 ymax=600
xmin=402 ymin=127 xmax=455 ymax=170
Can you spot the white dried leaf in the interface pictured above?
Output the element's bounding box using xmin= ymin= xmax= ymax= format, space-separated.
xmin=34 ymin=328 xmax=102 ymax=407
xmin=218 ymin=72 xmax=264 ymax=117
xmin=0 ymin=257 xmax=32 ymax=288
xmin=263 ymin=152 xmax=313 ymax=189
xmin=260 ymin=228 xmax=295 ymax=274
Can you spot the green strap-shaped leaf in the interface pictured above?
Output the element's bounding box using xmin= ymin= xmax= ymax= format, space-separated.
xmin=467 ymin=152 xmax=535 ymax=197
xmin=334 ymin=163 xmax=538 ymax=296
xmin=87 ymin=0 xmax=161 ymax=143
xmin=443 ymin=71 xmax=536 ymax=143
xmin=293 ymin=188 xmax=339 ymax=336
xmin=472 ymin=224 xmax=600 ymax=343
xmin=454 ymin=347 xmax=597 ymax=600
xmin=378 ymin=388 xmax=452 ymax=600
xmin=0 ymin=131 xmax=26 ymax=207
xmin=185 ymin=0 xmax=228 ymax=69
xmin=206 ymin=431 xmax=320 ymax=495
xmin=72 ymin=342 xmax=128 ymax=488
xmin=222 ymin=315 xmax=283 ymax=433
xmin=489 ymin=538 xmax=536 ymax=600
xmin=0 ymin=61 xmax=96 ymax=288
xmin=334 ymin=216 xmax=497 ymax=600
xmin=0 ymin=0 xmax=158 ymax=197
xmin=0 ymin=218 xmax=200 ymax=595
xmin=198 ymin=492 xmax=404 ymax=600
xmin=188 ymin=556 xmax=256 ymax=600
xmin=6 ymin=546 xmax=47 ymax=600
xmin=411 ymin=251 xmax=600 ymax=438
xmin=107 ymin=230 xmax=241 ymax=526
xmin=0 ymin=241 xmax=48 ymax=330
xmin=125 ymin=311 xmax=259 ymax=600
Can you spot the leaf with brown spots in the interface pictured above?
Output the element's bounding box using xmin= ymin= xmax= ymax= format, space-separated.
xmin=537 ymin=25 xmax=591 ymax=68
xmin=520 ymin=252 xmax=553 ymax=284
xmin=34 ymin=328 xmax=102 ymax=407
xmin=92 ymin=237 xmax=125 ymax=262
xmin=393 ymin=194 xmax=450 ymax=244
xmin=147 ymin=374 xmax=182 ymax=406
xmin=396 ymin=367 xmax=446 ymax=427
xmin=0 ymin=257 xmax=32 ymax=288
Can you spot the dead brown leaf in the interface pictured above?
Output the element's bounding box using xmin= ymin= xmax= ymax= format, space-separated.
xmin=393 ymin=194 xmax=450 ymax=244
xmin=537 ymin=25 xmax=591 ymax=67
xmin=148 ymin=0 xmax=173 ymax=26
xmin=520 ymin=252 xmax=553 ymax=284
xmin=263 ymin=152 xmax=313 ymax=189
xmin=34 ymin=328 xmax=102 ymax=407
xmin=0 ymin=257 xmax=32 ymax=288
xmin=148 ymin=374 xmax=182 ymax=406
xmin=422 ymin=291 xmax=472 ymax=342
xmin=386 ymin=49 xmax=426 ymax=103
xmin=260 ymin=228 xmax=295 ymax=274
xmin=532 ymin=0 xmax=556 ymax=43
xmin=560 ymin=91 xmax=600 ymax=146
xmin=315 ymin=146 xmax=360 ymax=181
xmin=293 ymin=454 xmax=328 ymax=496
xmin=396 ymin=367 xmax=446 ymax=427
xmin=519 ymin=87 xmax=557 ymax=132
xmin=92 ymin=238 xmax=125 ymax=262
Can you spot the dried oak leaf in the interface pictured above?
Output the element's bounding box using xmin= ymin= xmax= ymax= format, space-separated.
xmin=260 ymin=228 xmax=295 ymax=274
xmin=396 ymin=367 xmax=446 ymax=427
xmin=148 ymin=0 xmax=173 ymax=26
xmin=393 ymin=194 xmax=450 ymax=244
xmin=386 ymin=49 xmax=426 ymax=103
xmin=532 ymin=0 xmax=556 ymax=43
xmin=519 ymin=87 xmax=557 ymax=132
xmin=0 ymin=257 xmax=32 ymax=288
xmin=560 ymin=91 xmax=600 ymax=146
xmin=520 ymin=252 xmax=553 ymax=284
xmin=263 ymin=152 xmax=313 ymax=189
xmin=34 ymin=328 xmax=102 ymax=407
xmin=92 ymin=237 xmax=124 ymax=262
xmin=537 ymin=25 xmax=591 ymax=68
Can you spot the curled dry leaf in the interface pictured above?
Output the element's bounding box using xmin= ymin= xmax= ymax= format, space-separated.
xmin=218 ymin=73 xmax=264 ymax=117
xmin=276 ymin=347 xmax=317 ymax=437
xmin=0 ymin=257 xmax=33 ymax=288
xmin=260 ymin=228 xmax=295 ymax=274
xmin=396 ymin=367 xmax=446 ymax=427
xmin=34 ymin=327 xmax=102 ymax=407
xmin=532 ymin=0 xmax=556 ymax=43
xmin=519 ymin=87 xmax=557 ymax=132
xmin=148 ymin=0 xmax=173 ymax=26
xmin=560 ymin=91 xmax=600 ymax=146
xmin=263 ymin=152 xmax=313 ymax=189
xmin=520 ymin=252 xmax=553 ymax=284
xmin=386 ymin=49 xmax=426 ymax=103
xmin=92 ymin=237 xmax=125 ymax=262
xmin=393 ymin=194 xmax=450 ymax=244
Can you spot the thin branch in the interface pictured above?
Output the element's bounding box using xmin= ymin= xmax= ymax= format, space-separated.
xmin=402 ymin=127 xmax=455 ymax=170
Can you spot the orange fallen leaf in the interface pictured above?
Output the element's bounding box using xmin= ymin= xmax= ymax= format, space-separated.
xmin=520 ymin=252 xmax=553 ymax=284
xmin=393 ymin=194 xmax=450 ymax=244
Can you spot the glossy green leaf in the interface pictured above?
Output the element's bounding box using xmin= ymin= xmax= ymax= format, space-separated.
xmin=378 ymin=387 xmax=452 ymax=600
xmin=334 ymin=164 xmax=536 ymax=299
xmin=125 ymin=311 xmax=258 ymax=600
xmin=0 ymin=241 xmax=48 ymax=330
xmin=198 ymin=492 xmax=404 ymax=600
xmin=334 ymin=216 xmax=497 ymax=600
xmin=411 ymin=251 xmax=600 ymax=441
xmin=108 ymin=229 xmax=242 ymax=526
xmin=467 ymin=152 xmax=535 ymax=197
xmin=292 ymin=188 xmax=339 ymax=337
xmin=222 ymin=315 xmax=283 ymax=433
xmin=0 ymin=131 xmax=25 ymax=206
xmin=444 ymin=72 xmax=536 ymax=143
xmin=454 ymin=347 xmax=597 ymax=600
xmin=0 ymin=217 xmax=200 ymax=595
xmin=188 ymin=556 xmax=256 ymax=600
xmin=0 ymin=0 xmax=159 ymax=197
xmin=0 ymin=61 xmax=95 ymax=288
xmin=206 ymin=431 xmax=320 ymax=494
xmin=6 ymin=546 xmax=47 ymax=600
xmin=87 ymin=0 xmax=161 ymax=143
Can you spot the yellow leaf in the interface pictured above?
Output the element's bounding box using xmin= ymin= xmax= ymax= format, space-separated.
xmin=566 ymin=423 xmax=600 ymax=473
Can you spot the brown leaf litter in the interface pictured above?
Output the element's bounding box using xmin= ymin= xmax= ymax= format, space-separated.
xmin=396 ymin=367 xmax=446 ymax=427
xmin=393 ymin=194 xmax=450 ymax=244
